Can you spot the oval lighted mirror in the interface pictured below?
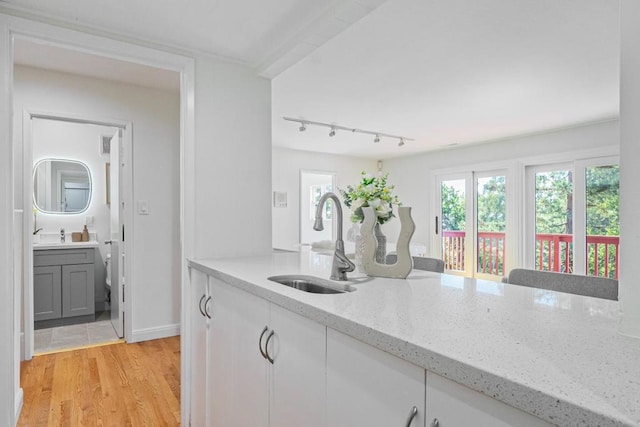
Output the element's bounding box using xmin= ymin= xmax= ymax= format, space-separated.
xmin=33 ymin=159 xmax=92 ymax=214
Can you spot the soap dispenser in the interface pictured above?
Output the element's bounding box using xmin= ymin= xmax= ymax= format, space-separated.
xmin=81 ymin=225 xmax=90 ymax=242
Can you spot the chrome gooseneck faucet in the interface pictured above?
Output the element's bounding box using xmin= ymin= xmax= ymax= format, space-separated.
xmin=314 ymin=192 xmax=355 ymax=281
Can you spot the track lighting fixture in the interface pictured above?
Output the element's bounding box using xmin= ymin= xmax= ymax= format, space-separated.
xmin=283 ymin=117 xmax=412 ymax=147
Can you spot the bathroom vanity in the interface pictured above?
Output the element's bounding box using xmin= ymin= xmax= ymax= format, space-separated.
xmin=184 ymin=251 xmax=640 ymax=427
xmin=33 ymin=243 xmax=97 ymax=324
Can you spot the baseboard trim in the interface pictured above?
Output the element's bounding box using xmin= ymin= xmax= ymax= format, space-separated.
xmin=14 ymin=387 xmax=23 ymax=424
xmin=131 ymin=323 xmax=180 ymax=343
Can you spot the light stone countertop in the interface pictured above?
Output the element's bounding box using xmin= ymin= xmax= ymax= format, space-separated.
xmin=33 ymin=241 xmax=100 ymax=250
xmin=188 ymin=251 xmax=640 ymax=427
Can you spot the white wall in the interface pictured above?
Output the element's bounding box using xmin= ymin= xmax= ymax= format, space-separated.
xmin=14 ymin=65 xmax=181 ymax=339
xmin=193 ymin=58 xmax=272 ymax=258
xmin=620 ymin=0 xmax=640 ymax=338
xmin=272 ymin=147 xmax=376 ymax=250
xmin=383 ymin=120 xmax=620 ymax=251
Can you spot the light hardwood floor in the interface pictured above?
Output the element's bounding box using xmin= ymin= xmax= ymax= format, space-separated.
xmin=18 ymin=336 xmax=181 ymax=426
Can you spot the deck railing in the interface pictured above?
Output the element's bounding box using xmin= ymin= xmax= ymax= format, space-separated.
xmin=441 ymin=231 xmax=620 ymax=279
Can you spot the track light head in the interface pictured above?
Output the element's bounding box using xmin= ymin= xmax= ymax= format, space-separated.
xmin=374 ymin=134 xmax=380 ymax=143
xmin=299 ymin=122 xmax=307 ymax=132
xmin=329 ymin=128 xmax=336 ymax=137
xmin=398 ymin=138 xmax=405 ymax=147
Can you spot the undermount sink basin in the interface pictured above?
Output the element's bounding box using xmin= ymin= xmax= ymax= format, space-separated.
xmin=268 ymin=275 xmax=355 ymax=294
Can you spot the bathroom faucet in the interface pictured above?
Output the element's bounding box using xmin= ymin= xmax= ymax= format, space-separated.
xmin=313 ymin=192 xmax=355 ymax=281
xmin=60 ymin=228 xmax=65 ymax=243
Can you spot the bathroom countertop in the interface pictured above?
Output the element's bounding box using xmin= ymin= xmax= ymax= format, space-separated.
xmin=188 ymin=251 xmax=640 ymax=427
xmin=33 ymin=241 xmax=100 ymax=250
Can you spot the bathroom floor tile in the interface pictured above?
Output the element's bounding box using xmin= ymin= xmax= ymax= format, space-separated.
xmin=51 ymin=324 xmax=90 ymax=348
xmin=34 ymin=328 xmax=52 ymax=350
xmin=88 ymin=321 xmax=120 ymax=344
xmin=35 ymin=320 xmax=122 ymax=354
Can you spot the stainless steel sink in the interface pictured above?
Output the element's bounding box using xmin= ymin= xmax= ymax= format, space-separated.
xmin=267 ymin=275 xmax=355 ymax=294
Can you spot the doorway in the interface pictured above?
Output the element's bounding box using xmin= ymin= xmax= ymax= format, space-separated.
xmin=524 ymin=156 xmax=620 ymax=279
xmin=435 ymin=169 xmax=508 ymax=280
xmin=299 ymin=170 xmax=336 ymax=245
xmin=25 ymin=114 xmax=131 ymax=356
xmin=13 ymin=35 xmax=185 ymax=361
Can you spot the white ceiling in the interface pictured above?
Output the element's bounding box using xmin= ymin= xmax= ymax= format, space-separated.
xmin=272 ymin=0 xmax=620 ymax=159
xmin=0 ymin=0 xmax=385 ymax=77
xmin=3 ymin=0 xmax=621 ymax=160
xmin=13 ymin=38 xmax=180 ymax=92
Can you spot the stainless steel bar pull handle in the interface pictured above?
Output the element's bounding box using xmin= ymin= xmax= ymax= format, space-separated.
xmin=431 ymin=418 xmax=439 ymax=427
xmin=265 ymin=330 xmax=275 ymax=364
xmin=198 ymin=295 xmax=206 ymax=317
xmin=405 ymin=406 xmax=418 ymax=427
xmin=204 ymin=296 xmax=212 ymax=319
xmin=258 ymin=326 xmax=269 ymax=359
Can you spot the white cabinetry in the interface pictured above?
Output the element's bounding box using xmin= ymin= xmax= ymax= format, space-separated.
xmin=208 ymin=277 xmax=269 ymax=427
xmin=186 ymin=265 xmax=551 ymax=427
xmin=425 ymin=371 xmax=551 ymax=427
xmin=188 ymin=268 xmax=211 ymax=427
xmin=326 ymin=328 xmax=425 ymax=427
xmin=206 ymin=276 xmax=326 ymax=427
xmin=269 ymin=304 xmax=326 ymax=427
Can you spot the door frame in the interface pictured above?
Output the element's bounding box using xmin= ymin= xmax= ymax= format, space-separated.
xmin=431 ymin=161 xmax=515 ymax=279
xmin=433 ymin=172 xmax=473 ymax=277
xmin=22 ymin=110 xmax=132 ymax=360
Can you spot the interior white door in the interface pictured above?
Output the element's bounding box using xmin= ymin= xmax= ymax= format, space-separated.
xmin=109 ymin=129 xmax=124 ymax=338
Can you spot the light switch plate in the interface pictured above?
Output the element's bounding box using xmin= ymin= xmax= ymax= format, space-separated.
xmin=138 ymin=200 xmax=149 ymax=215
xmin=273 ymin=191 xmax=287 ymax=208
xmin=85 ymin=216 xmax=94 ymax=227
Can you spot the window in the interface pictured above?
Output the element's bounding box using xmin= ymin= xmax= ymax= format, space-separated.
xmin=526 ymin=157 xmax=619 ymax=279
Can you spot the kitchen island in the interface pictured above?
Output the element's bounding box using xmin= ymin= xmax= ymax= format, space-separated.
xmin=185 ymin=250 xmax=640 ymax=427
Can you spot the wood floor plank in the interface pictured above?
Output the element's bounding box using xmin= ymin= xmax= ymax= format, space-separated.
xmin=18 ymin=337 xmax=181 ymax=427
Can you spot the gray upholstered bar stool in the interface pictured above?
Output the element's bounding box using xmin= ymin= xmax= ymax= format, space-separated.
xmin=502 ymin=268 xmax=618 ymax=301
xmin=386 ymin=254 xmax=445 ymax=273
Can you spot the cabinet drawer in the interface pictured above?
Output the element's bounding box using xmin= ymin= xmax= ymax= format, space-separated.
xmin=34 ymin=248 xmax=95 ymax=266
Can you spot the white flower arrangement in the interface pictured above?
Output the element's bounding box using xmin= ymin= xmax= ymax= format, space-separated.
xmin=339 ymin=171 xmax=401 ymax=225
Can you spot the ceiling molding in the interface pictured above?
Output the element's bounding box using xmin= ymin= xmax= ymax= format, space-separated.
xmin=0 ymin=2 xmax=246 ymax=66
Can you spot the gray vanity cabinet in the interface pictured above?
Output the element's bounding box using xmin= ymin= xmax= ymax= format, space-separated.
xmin=33 ymin=266 xmax=62 ymax=320
xmin=34 ymin=248 xmax=95 ymax=321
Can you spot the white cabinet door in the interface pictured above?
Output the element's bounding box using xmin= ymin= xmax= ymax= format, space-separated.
xmin=269 ymin=304 xmax=326 ymax=427
xmin=189 ymin=268 xmax=209 ymax=427
xmin=327 ymin=328 xmax=425 ymax=427
xmin=425 ymin=371 xmax=552 ymax=427
xmin=208 ymin=278 xmax=269 ymax=427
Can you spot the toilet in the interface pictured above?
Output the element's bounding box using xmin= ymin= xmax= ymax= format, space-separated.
xmin=105 ymin=253 xmax=111 ymax=303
